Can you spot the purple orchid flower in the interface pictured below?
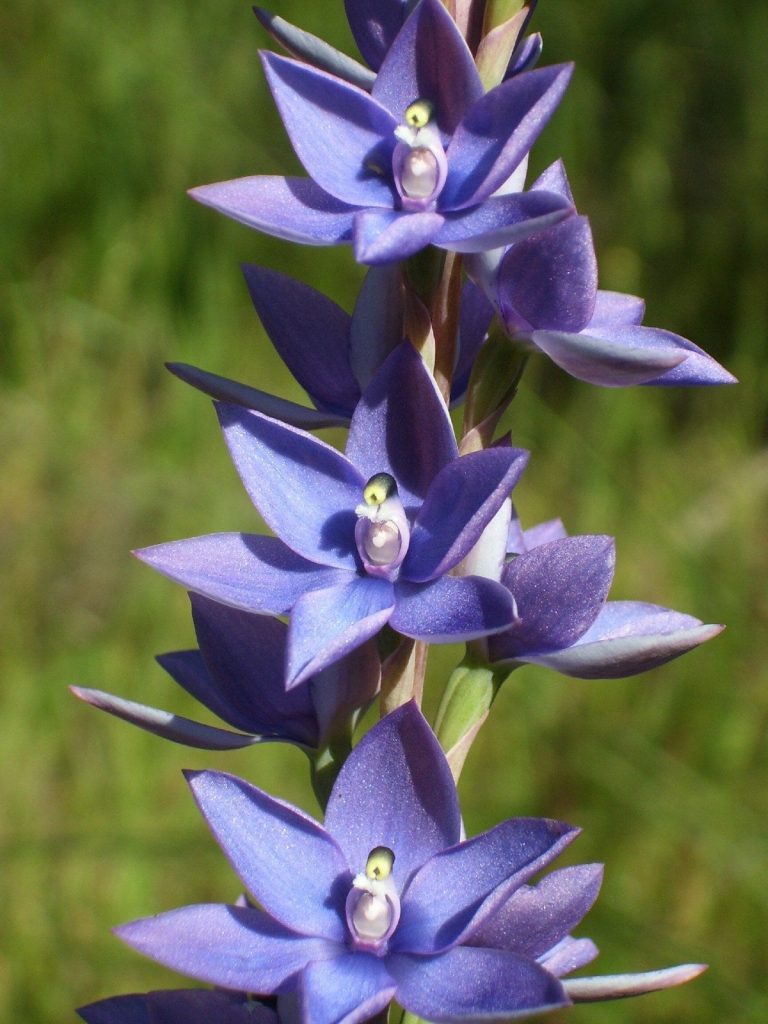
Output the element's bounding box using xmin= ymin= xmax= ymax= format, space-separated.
xmin=468 ymin=161 xmax=736 ymax=387
xmin=468 ymin=507 xmax=724 ymax=677
xmin=71 ymin=593 xmax=379 ymax=755
xmin=168 ymin=263 xmax=492 ymax=429
xmin=136 ymin=344 xmax=526 ymax=688
xmin=78 ymin=989 xmax=278 ymax=1024
xmin=116 ymin=703 xmax=705 ymax=1024
xmin=190 ymin=0 xmax=574 ymax=265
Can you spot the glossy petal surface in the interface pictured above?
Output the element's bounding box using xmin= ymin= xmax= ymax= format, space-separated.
xmin=390 ymin=575 xmax=514 ymax=642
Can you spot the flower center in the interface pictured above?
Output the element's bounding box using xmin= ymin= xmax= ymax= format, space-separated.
xmin=392 ymin=97 xmax=447 ymax=211
xmin=345 ymin=846 xmax=400 ymax=954
xmin=400 ymin=147 xmax=440 ymax=199
xmin=354 ymin=473 xmax=410 ymax=580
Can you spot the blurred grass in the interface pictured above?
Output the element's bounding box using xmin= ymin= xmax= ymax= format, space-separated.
xmin=1 ymin=0 xmax=766 ymax=1020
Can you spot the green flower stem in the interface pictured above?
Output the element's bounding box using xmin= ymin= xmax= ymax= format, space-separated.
xmin=434 ymin=659 xmax=511 ymax=781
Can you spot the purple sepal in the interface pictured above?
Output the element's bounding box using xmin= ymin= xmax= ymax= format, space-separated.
xmin=300 ymin=953 xmax=396 ymax=1024
xmin=345 ymin=0 xmax=409 ymax=72
xmin=353 ymin=208 xmax=445 ymax=264
xmin=78 ymin=988 xmax=277 ymax=1024
xmin=564 ymin=964 xmax=707 ymax=1002
xmin=390 ymin=575 xmax=515 ymax=642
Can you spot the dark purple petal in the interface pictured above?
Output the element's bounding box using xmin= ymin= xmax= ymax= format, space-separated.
xmin=353 ymin=208 xmax=444 ymax=264
xmin=520 ymin=601 xmax=724 ymax=678
xmin=390 ymin=575 xmax=514 ymax=642
xmin=254 ymin=8 xmax=375 ymax=91
xmin=372 ymin=0 xmax=483 ymax=133
xmin=80 ymin=989 xmax=277 ymax=1024
xmin=115 ymin=904 xmax=337 ymax=993
xmin=157 ymin=649 xmax=239 ymax=725
xmin=349 ymin=265 xmax=406 ymax=392
xmin=405 ymin=447 xmax=529 ymax=581
xmin=588 ymin=290 xmax=645 ymax=328
xmin=468 ymin=864 xmax=604 ymax=959
xmin=166 ymin=362 xmax=347 ymax=429
xmin=189 ymin=176 xmax=356 ymax=246
xmin=135 ymin=534 xmax=346 ymax=614
xmin=640 ymin=336 xmax=738 ymax=386
xmin=218 ymin=404 xmax=363 ymax=570
xmin=443 ymin=64 xmax=573 ymax=209
xmin=78 ymin=994 xmax=151 ymax=1024
xmin=564 ymin=964 xmax=707 ymax=1002
xmin=186 ymin=770 xmax=349 ymax=940
xmin=345 ymin=0 xmax=408 ymax=72
xmin=389 ymin=946 xmax=568 ymax=1021
xmin=506 ymin=31 xmax=544 ymax=77
xmin=261 ymin=53 xmax=397 ymax=208
xmin=241 ymin=265 xmax=360 ymax=417
xmin=452 ymin=280 xmax=495 ymax=402
xmin=287 ymin=577 xmax=395 ymax=687
xmin=531 ymin=326 xmax=687 ymax=386
xmin=435 ymin=190 xmax=572 ymax=252
xmin=540 ymin=936 xmax=599 ymax=977
xmin=325 ymin=703 xmax=461 ymax=884
xmin=521 ymin=517 xmax=568 ymax=550
xmin=70 ymin=686 xmax=269 ymax=751
xmin=489 ymin=536 xmax=615 ymax=662
xmin=530 ymin=159 xmax=574 ymax=203
xmin=310 ymin=640 xmax=381 ymax=745
xmin=190 ymin=594 xmax=317 ymax=740
xmin=395 ymin=819 xmax=579 ymax=954
xmin=498 ymin=216 xmax=597 ymax=333
xmin=346 ymin=343 xmax=458 ymax=511
xmin=300 ymin=952 xmax=397 ymax=1024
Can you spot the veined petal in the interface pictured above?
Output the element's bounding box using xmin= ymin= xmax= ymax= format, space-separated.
xmin=564 ymin=964 xmax=707 ymax=1002
xmin=443 ymin=64 xmax=573 ymax=210
xmin=346 ymin=343 xmax=458 ymax=511
xmin=218 ymin=404 xmax=363 ymax=570
xmin=498 ymin=216 xmax=597 ymax=333
xmin=489 ymin=536 xmax=615 ymax=663
xmin=134 ymin=534 xmax=346 ymax=614
xmin=531 ymin=326 xmax=687 ymax=386
xmin=435 ymin=190 xmax=573 ymax=252
xmin=395 ymin=819 xmax=578 ymax=954
xmin=115 ymin=904 xmax=337 ymax=993
xmin=520 ymin=601 xmax=724 ymax=678
xmin=189 ymin=176 xmax=356 ymax=246
xmin=300 ymin=952 xmax=397 ymax=1024
xmin=390 ymin=575 xmax=514 ymax=642
xmin=372 ymin=0 xmax=483 ymax=133
xmin=254 ymin=8 xmax=375 ymax=91
xmin=287 ymin=577 xmax=395 ymax=687
xmin=467 ymin=865 xmax=604 ymax=960
xmin=345 ymin=0 xmax=409 ymax=72
xmin=261 ymin=52 xmax=397 ymax=208
xmin=241 ymin=265 xmax=360 ymax=418
xmin=405 ymin=447 xmax=529 ymax=581
xmin=190 ymin=594 xmax=317 ymax=738
xmin=166 ymin=362 xmax=348 ymax=429
xmin=389 ymin=946 xmax=568 ymax=1022
xmin=353 ymin=208 xmax=444 ymax=264
xmin=186 ymin=771 xmax=349 ymax=940
xmin=325 ymin=703 xmax=461 ymax=886
xmin=70 ymin=686 xmax=272 ymax=751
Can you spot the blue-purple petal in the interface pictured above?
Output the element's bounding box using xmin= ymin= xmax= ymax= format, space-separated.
xmin=346 ymin=343 xmax=458 ymax=511
xmin=395 ymin=818 xmax=578 ymax=954
xmin=135 ymin=534 xmax=346 ymax=614
xmin=166 ymin=362 xmax=347 ymax=429
xmin=218 ymin=404 xmax=363 ymax=570
xmin=531 ymin=326 xmax=688 ymax=386
xmin=390 ymin=575 xmax=515 ymax=642
xmin=261 ymin=52 xmax=397 ymax=208
xmin=349 ymin=264 xmax=406 ymax=392
xmin=300 ymin=952 xmax=396 ymax=1024
xmin=530 ymin=159 xmax=574 ymax=203
xmin=286 ymin=577 xmax=394 ymax=687
xmin=310 ymin=640 xmax=381 ymax=744
xmin=241 ymin=264 xmax=360 ymax=417
xmin=467 ymin=864 xmax=604 ymax=960
xmin=564 ymin=964 xmax=707 ymax=1002
xmin=345 ymin=0 xmax=409 ymax=72
xmin=489 ymin=536 xmax=615 ymax=662
xmin=389 ymin=946 xmax=568 ymax=1021
xmin=371 ymin=0 xmax=483 ymax=133
xmin=353 ymin=208 xmax=444 ymax=264
xmin=435 ymin=190 xmax=573 ymax=252
xmin=189 ymin=176 xmax=356 ymax=246
xmin=588 ymin=290 xmax=645 ymax=328
xmin=443 ymin=64 xmax=573 ymax=210
xmin=324 ymin=702 xmax=461 ymax=885
xmin=452 ymin=280 xmax=495 ymax=401
xmin=186 ymin=770 xmax=349 ymax=940
xmin=540 ymin=936 xmax=599 ymax=977
xmin=405 ymin=447 xmax=529 ymax=581
xmin=115 ymin=904 xmax=337 ymax=993
xmin=79 ymin=989 xmax=276 ymax=1024
xmin=498 ymin=216 xmax=597 ymax=333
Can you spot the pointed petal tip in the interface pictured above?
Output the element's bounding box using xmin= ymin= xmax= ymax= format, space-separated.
xmin=565 ymin=962 xmax=707 ymax=1002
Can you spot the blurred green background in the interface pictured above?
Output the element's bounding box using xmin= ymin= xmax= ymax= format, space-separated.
xmin=2 ymin=0 xmax=766 ymax=1020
